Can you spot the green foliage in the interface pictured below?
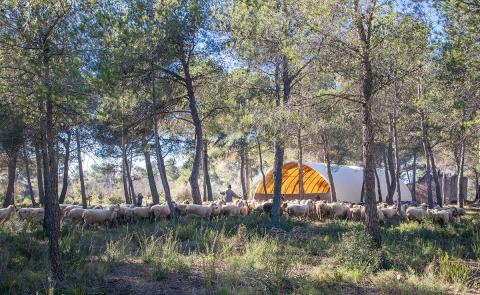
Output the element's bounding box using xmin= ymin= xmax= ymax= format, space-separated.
xmin=438 ymin=252 xmax=470 ymax=286
xmin=335 ymin=229 xmax=382 ymax=273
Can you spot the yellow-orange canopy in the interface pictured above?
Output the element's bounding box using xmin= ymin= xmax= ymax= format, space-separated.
xmin=255 ymin=162 xmax=330 ymax=199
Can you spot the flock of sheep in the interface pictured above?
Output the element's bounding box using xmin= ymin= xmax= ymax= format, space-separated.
xmin=0 ymin=198 xmax=466 ymax=228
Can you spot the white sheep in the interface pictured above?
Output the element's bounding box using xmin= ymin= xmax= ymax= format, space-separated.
xmin=428 ymin=209 xmax=450 ymax=225
xmin=406 ymin=207 xmax=427 ymax=222
xmin=0 ymin=205 xmax=16 ymax=223
xmin=185 ymin=204 xmax=217 ymax=219
xmin=381 ymin=208 xmax=397 ymax=219
xmin=150 ymin=204 xmax=171 ymax=221
xmin=221 ymin=204 xmax=241 ymax=217
xmin=17 ymin=208 xmax=45 ymax=222
xmin=328 ymin=202 xmax=349 ymax=219
xmin=133 ymin=207 xmax=151 ymax=221
xmin=67 ymin=208 xmax=86 ymax=222
xmin=82 ymin=207 xmax=118 ymax=227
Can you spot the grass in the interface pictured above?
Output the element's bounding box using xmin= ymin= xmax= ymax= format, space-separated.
xmin=0 ymin=213 xmax=479 ymax=294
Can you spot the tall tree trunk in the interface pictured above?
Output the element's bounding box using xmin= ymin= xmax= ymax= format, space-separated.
xmin=245 ymin=144 xmax=250 ymax=199
xmin=35 ymin=144 xmax=45 ymax=205
xmin=474 ymin=169 xmax=479 ymax=202
xmin=374 ymin=168 xmax=382 ymax=203
xmin=272 ymin=58 xmax=289 ymax=222
xmin=143 ymin=137 xmax=160 ymax=204
xmin=2 ymin=151 xmax=18 ymax=207
xmin=386 ymin=121 xmax=396 ymax=205
xmin=360 ymin=178 xmax=365 ymax=203
xmin=384 ymin=151 xmax=390 ymax=196
xmin=121 ymin=151 xmax=130 ymax=204
xmin=151 ymin=69 xmax=175 ymax=216
xmin=392 ymin=84 xmax=402 ymax=207
xmin=429 ymin=149 xmax=442 ymax=206
xmin=421 ymin=116 xmax=434 ymax=209
xmin=24 ymin=145 xmax=36 ymax=207
xmin=59 ymin=130 xmax=71 ymax=204
xmin=355 ymin=3 xmax=381 ymax=245
xmin=457 ymin=139 xmax=465 ymax=208
xmin=125 ymin=150 xmax=136 ymax=205
xmin=203 ymin=141 xmax=213 ymax=202
xmin=298 ymin=127 xmax=305 ymax=198
xmin=40 ymin=94 xmax=63 ymax=281
xmin=76 ymin=129 xmax=87 ymax=209
xmin=257 ymin=138 xmax=267 ymax=195
xmin=412 ymin=151 xmax=417 ymax=203
xmin=322 ymin=133 xmax=336 ymax=202
xmin=240 ymin=143 xmax=247 ymax=199
xmin=182 ymin=59 xmax=202 ymax=205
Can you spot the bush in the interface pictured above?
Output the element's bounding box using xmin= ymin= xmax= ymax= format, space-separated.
xmin=335 ymin=229 xmax=382 ymax=273
xmin=438 ymin=252 xmax=470 ymax=286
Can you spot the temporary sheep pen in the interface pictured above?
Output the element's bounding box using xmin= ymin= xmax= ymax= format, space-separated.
xmin=254 ymin=162 xmax=412 ymax=203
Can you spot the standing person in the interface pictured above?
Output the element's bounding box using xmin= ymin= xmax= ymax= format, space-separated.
xmin=220 ymin=185 xmax=240 ymax=203
xmin=137 ymin=193 xmax=144 ymax=207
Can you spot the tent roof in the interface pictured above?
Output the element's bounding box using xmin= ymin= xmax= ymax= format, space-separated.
xmin=254 ymin=161 xmax=412 ymax=203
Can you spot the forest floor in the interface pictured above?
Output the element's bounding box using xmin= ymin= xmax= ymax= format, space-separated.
xmin=1 ymin=209 xmax=480 ymax=295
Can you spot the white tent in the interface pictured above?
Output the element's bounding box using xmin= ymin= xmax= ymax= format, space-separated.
xmin=254 ymin=161 xmax=412 ymax=203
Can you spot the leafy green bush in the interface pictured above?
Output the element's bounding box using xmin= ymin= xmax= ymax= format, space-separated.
xmin=335 ymin=229 xmax=381 ymax=273
xmin=438 ymin=252 xmax=470 ymax=286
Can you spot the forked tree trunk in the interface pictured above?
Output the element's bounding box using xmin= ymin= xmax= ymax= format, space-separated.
xmin=298 ymin=127 xmax=305 ymax=198
xmin=203 ymin=141 xmax=213 ymax=202
xmin=143 ymin=137 xmax=160 ymax=204
xmin=2 ymin=150 xmax=18 ymax=207
xmin=322 ymin=133 xmax=336 ymax=202
xmin=151 ymin=69 xmax=175 ymax=216
xmin=257 ymin=138 xmax=267 ymax=195
xmin=40 ymin=93 xmax=63 ymax=281
xmin=24 ymin=145 xmax=36 ymax=207
xmin=384 ymin=151 xmax=390 ymax=198
xmin=59 ymin=130 xmax=71 ymax=204
xmin=35 ymin=144 xmax=45 ymax=205
xmin=76 ymin=129 xmax=87 ymax=209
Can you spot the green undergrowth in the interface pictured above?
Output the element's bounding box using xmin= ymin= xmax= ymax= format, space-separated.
xmin=0 ymin=213 xmax=479 ymax=294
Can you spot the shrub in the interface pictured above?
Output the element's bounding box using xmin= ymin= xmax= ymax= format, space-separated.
xmin=471 ymin=230 xmax=480 ymax=260
xmin=438 ymin=252 xmax=470 ymax=286
xmin=335 ymin=229 xmax=381 ymax=273
xmin=107 ymin=196 xmax=124 ymax=205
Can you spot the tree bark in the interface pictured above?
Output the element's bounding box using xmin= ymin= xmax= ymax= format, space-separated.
xmin=240 ymin=142 xmax=247 ymax=199
xmin=412 ymin=151 xmax=417 ymax=203
xmin=245 ymin=144 xmax=250 ymax=199
xmin=151 ymin=69 xmax=175 ymax=216
xmin=24 ymin=145 xmax=36 ymax=207
xmin=35 ymin=144 xmax=45 ymax=205
xmin=257 ymin=138 xmax=267 ymax=195
xmin=355 ymin=0 xmax=381 ymax=246
xmin=474 ymin=169 xmax=479 ymax=202
xmin=429 ymin=149 xmax=442 ymax=206
xmin=143 ymin=137 xmax=160 ymax=204
xmin=182 ymin=58 xmax=203 ymax=205
xmin=322 ymin=133 xmax=336 ymax=202
xmin=386 ymin=120 xmax=396 ymax=205
xmin=203 ymin=141 xmax=213 ymax=202
xmin=374 ymin=168 xmax=382 ymax=203
xmin=456 ymin=138 xmax=465 ymax=208
xmin=392 ymin=83 xmax=402 ymax=207
xmin=59 ymin=130 xmax=71 ymax=204
xmin=40 ymin=94 xmax=63 ymax=281
xmin=125 ymin=150 xmax=136 ymax=205
xmin=2 ymin=150 xmax=18 ymax=207
xmin=298 ymin=127 xmax=305 ymax=198
xmin=384 ymin=151 xmax=390 ymax=197
xmin=421 ymin=116 xmax=434 ymax=209
xmin=76 ymin=129 xmax=87 ymax=209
